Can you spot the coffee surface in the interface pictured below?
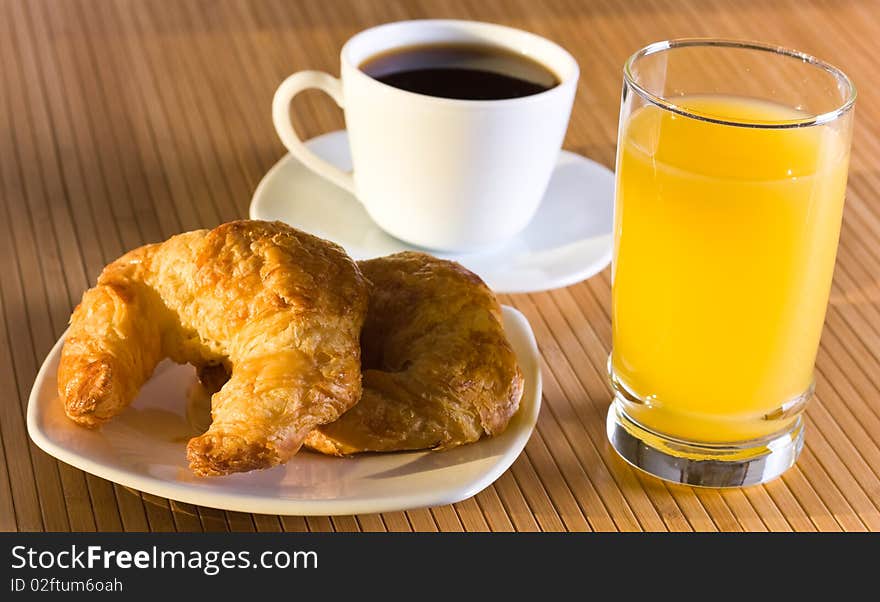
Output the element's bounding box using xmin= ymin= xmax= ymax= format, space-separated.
xmin=359 ymin=43 xmax=559 ymax=100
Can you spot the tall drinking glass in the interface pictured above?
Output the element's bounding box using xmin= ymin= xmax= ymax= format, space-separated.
xmin=607 ymin=39 xmax=856 ymax=487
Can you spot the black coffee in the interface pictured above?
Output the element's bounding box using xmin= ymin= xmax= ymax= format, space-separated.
xmin=359 ymin=43 xmax=559 ymax=100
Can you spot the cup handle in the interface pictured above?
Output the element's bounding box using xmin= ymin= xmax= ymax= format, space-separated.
xmin=272 ymin=71 xmax=356 ymax=195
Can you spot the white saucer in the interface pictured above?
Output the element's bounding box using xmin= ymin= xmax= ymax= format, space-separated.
xmin=250 ymin=130 xmax=614 ymax=293
xmin=27 ymin=307 xmax=541 ymax=516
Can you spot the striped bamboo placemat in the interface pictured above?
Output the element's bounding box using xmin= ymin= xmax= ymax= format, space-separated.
xmin=1 ymin=0 xmax=878 ymax=532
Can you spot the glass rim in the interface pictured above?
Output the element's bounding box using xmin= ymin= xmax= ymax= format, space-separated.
xmin=624 ymin=38 xmax=857 ymax=129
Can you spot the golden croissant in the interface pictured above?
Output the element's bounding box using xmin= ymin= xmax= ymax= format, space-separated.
xmin=304 ymin=252 xmax=524 ymax=454
xmin=197 ymin=252 xmax=525 ymax=455
xmin=58 ymin=220 xmax=368 ymax=476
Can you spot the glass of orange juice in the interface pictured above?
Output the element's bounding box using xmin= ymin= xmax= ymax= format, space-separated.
xmin=607 ymin=39 xmax=856 ymax=487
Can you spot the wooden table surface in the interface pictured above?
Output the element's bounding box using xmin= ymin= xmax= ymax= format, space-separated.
xmin=2 ymin=0 xmax=879 ymax=533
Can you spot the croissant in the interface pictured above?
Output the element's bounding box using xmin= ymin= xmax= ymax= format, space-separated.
xmin=304 ymin=252 xmax=524 ymax=454
xmin=58 ymin=220 xmax=368 ymax=476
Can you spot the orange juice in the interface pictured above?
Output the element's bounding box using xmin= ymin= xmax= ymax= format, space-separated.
xmin=611 ymin=95 xmax=850 ymax=443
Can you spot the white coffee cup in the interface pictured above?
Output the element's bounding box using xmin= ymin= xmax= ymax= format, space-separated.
xmin=272 ymin=19 xmax=578 ymax=252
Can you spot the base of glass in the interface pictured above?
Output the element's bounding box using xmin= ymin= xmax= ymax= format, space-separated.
xmin=606 ymin=398 xmax=804 ymax=488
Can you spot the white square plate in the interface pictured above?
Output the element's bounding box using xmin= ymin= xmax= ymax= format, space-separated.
xmin=27 ymin=306 xmax=541 ymax=516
